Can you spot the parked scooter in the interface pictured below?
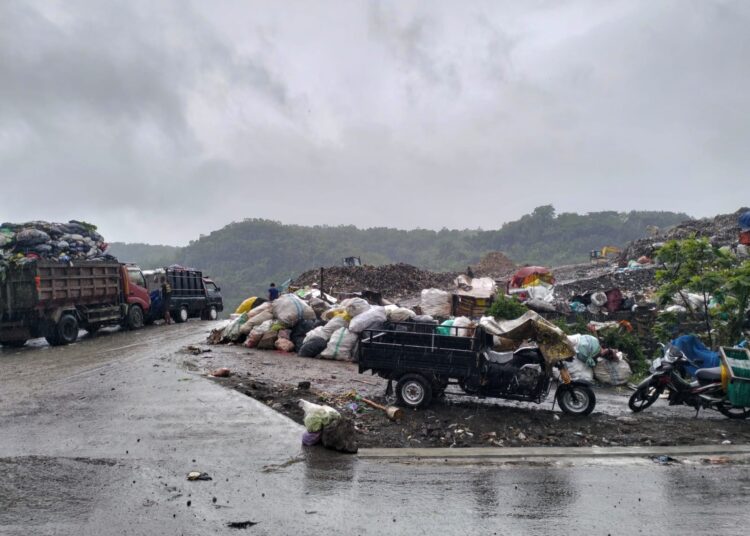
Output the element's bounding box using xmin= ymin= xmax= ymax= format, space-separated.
xmin=629 ymin=344 xmax=750 ymax=419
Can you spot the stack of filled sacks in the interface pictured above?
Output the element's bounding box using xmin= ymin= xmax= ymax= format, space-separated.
xmin=0 ymin=220 xmax=115 ymax=282
xmin=0 ymin=220 xmax=113 ymax=265
xmin=298 ymin=297 xmax=387 ymax=361
xmin=210 ymin=292 xmax=433 ymax=361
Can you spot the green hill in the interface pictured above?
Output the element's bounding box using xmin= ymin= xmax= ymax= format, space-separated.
xmin=110 ymin=206 xmax=689 ymax=311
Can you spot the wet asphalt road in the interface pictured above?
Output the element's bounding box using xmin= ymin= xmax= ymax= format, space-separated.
xmin=2 ymin=323 xmax=750 ymax=535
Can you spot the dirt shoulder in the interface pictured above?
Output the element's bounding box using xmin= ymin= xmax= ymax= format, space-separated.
xmin=177 ymin=343 xmax=750 ymax=450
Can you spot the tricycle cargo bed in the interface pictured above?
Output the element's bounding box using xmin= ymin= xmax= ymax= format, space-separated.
xmin=358 ymin=323 xmax=488 ymax=378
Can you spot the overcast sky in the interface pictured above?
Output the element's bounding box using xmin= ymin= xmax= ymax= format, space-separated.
xmin=1 ymin=1 xmax=747 ymax=245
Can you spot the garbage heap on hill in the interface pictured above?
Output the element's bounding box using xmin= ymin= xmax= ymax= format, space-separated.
xmin=622 ymin=208 xmax=750 ymax=261
xmin=291 ymin=263 xmax=459 ymax=302
xmin=0 ymin=220 xmax=116 ymax=281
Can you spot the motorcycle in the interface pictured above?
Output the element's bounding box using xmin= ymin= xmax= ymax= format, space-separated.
xmin=628 ymin=344 xmax=750 ymax=419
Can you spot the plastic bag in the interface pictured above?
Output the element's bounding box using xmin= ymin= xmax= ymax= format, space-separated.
xmin=385 ymin=305 xmax=416 ymax=322
xmin=436 ymin=319 xmax=455 ymax=336
xmin=298 ymin=337 xmax=327 ymax=358
xmin=257 ymin=330 xmax=278 ymax=350
xmin=272 ymin=294 xmax=316 ymax=327
xmin=568 ymin=334 xmax=601 ymax=367
xmin=451 ymin=316 xmax=474 ymax=337
xmin=594 ymin=357 xmax=632 ymax=385
xmin=299 ymin=399 xmax=340 ymax=432
xmin=239 ymin=310 xmax=274 ymax=335
xmin=349 ymin=306 xmax=387 ymax=334
xmin=222 ymin=313 xmax=248 ymax=342
xmin=563 ymin=358 xmax=594 ymax=383
xmin=235 ymin=296 xmax=257 ymax=314
xmin=303 ymin=316 xmax=347 ymax=344
xmin=308 ymin=297 xmax=330 ymax=318
xmin=590 ymin=292 xmax=608 ymax=307
xmin=420 ymin=289 xmax=452 ymax=318
xmin=320 ymin=327 xmax=358 ymax=360
xmin=275 ymin=338 xmax=295 ymax=352
xmin=340 ymin=297 xmax=370 ymax=318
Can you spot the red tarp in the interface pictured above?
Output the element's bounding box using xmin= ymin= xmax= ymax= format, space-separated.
xmin=508 ymin=266 xmax=555 ymax=289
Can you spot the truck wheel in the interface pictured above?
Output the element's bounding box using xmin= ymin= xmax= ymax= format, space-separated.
xmin=127 ymin=305 xmax=144 ymax=330
xmin=202 ymin=306 xmax=218 ymax=321
xmin=396 ymin=373 xmax=432 ymax=409
xmin=174 ymin=306 xmax=189 ymax=324
xmin=49 ymin=314 xmax=79 ymax=346
xmin=1 ymin=339 xmax=27 ymax=348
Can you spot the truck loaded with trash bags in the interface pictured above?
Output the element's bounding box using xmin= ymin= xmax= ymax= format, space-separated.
xmin=0 ymin=220 xmax=151 ymax=347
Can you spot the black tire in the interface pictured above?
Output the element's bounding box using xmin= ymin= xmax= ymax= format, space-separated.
xmin=202 ymin=306 xmax=218 ymax=321
xmin=49 ymin=314 xmax=78 ymax=346
xmin=127 ymin=305 xmax=144 ymax=330
xmin=174 ymin=306 xmax=188 ymax=324
xmin=396 ymin=373 xmax=432 ymax=409
xmin=628 ymin=384 xmax=662 ymax=413
xmin=717 ymin=402 xmax=750 ymax=420
xmin=557 ymin=383 xmax=596 ymax=416
xmin=1 ymin=339 xmax=27 ymax=348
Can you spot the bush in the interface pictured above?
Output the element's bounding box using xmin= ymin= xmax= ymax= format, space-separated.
xmin=487 ymin=294 xmax=528 ymax=320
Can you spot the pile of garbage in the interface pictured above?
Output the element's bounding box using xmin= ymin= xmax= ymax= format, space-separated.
xmin=0 ymin=220 xmax=115 ymax=281
xmin=622 ymin=208 xmax=750 ymax=261
xmin=299 ymin=399 xmax=357 ymax=453
xmin=291 ymin=263 xmax=458 ymax=301
xmin=475 ymin=251 xmax=517 ymax=278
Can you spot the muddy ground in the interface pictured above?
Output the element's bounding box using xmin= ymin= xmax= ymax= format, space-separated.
xmin=180 ymin=343 xmax=750 ymax=450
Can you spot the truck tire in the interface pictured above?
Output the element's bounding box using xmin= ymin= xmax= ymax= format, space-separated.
xmin=127 ymin=305 xmax=145 ymax=330
xmin=174 ymin=306 xmax=189 ymax=324
xmin=201 ymin=306 xmax=218 ymax=321
xmin=396 ymin=373 xmax=432 ymax=409
xmin=1 ymin=339 xmax=27 ymax=348
xmin=48 ymin=314 xmax=79 ymax=346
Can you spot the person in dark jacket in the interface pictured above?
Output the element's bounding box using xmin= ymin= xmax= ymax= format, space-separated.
xmin=161 ymin=278 xmax=173 ymax=324
xmin=268 ymin=282 xmax=279 ymax=302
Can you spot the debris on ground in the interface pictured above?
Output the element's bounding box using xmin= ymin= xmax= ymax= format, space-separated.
xmin=211 ymin=368 xmax=231 ymax=378
xmin=187 ymin=471 xmax=212 ymax=481
xmin=226 ymin=521 xmax=259 ymax=529
xmin=184 ymin=345 xmax=212 ymax=356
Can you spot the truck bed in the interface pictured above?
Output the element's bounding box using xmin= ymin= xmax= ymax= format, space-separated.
xmin=358 ymin=323 xmax=487 ymax=379
xmin=1 ymin=261 xmax=122 ymax=313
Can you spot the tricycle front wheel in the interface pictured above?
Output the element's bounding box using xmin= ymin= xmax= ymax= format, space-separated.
xmin=556 ymin=383 xmax=596 ymax=416
xmin=396 ymin=373 xmax=433 ymax=409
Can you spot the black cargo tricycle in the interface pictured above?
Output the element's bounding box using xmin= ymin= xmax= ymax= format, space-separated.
xmin=358 ymin=323 xmax=595 ymax=415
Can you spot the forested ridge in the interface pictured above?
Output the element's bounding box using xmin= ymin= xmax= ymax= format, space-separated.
xmin=109 ymin=206 xmax=689 ymax=310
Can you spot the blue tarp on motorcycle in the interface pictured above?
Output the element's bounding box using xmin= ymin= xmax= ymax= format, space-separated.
xmin=671 ymin=335 xmax=720 ymax=377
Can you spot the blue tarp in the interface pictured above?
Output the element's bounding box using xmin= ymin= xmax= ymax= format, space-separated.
xmin=739 ymin=211 xmax=750 ymax=231
xmin=149 ymin=290 xmax=163 ymax=318
xmin=671 ymin=335 xmax=721 ymax=377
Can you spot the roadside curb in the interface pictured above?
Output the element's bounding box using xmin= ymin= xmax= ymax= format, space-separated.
xmin=358 ymin=444 xmax=750 ymax=460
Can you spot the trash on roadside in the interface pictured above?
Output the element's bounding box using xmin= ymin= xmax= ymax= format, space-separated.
xmin=301 ymin=431 xmax=322 ymax=446
xmin=187 ymin=471 xmax=212 ymax=481
xmin=299 ymin=399 xmax=340 ymax=432
xmin=226 ymin=521 xmax=259 ymax=529
xmin=652 ymin=455 xmax=679 ymax=465
xmin=211 ymin=368 xmax=231 ymax=378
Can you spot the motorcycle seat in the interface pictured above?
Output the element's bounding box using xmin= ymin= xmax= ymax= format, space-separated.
xmin=695 ymin=367 xmax=722 ymax=382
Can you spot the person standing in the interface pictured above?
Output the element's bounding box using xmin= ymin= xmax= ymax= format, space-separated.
xmin=268 ymin=282 xmax=279 ymax=302
xmin=161 ymin=277 xmax=173 ymax=324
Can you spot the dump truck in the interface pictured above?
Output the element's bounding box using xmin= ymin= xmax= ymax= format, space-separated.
xmin=0 ymin=260 xmax=151 ymax=347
